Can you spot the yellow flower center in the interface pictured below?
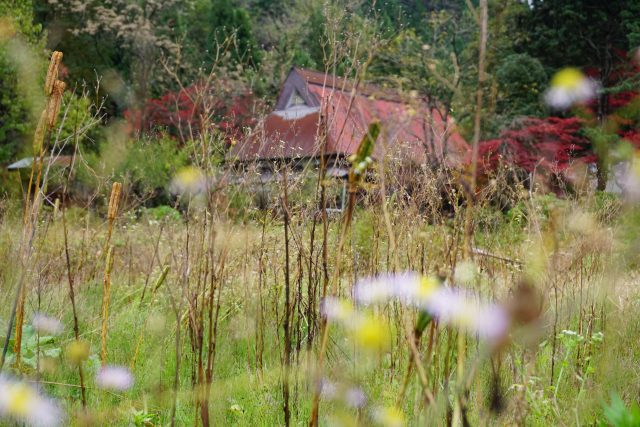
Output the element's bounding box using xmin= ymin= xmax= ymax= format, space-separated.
xmin=550 ymin=68 xmax=586 ymax=90
xmin=632 ymin=154 xmax=640 ymax=178
xmin=418 ymin=276 xmax=438 ymax=298
xmin=175 ymin=167 xmax=204 ymax=186
xmin=7 ymin=383 xmax=35 ymax=417
xmin=66 ymin=340 xmax=90 ymax=364
xmin=354 ymin=316 xmax=389 ymax=351
xmin=377 ymin=407 xmax=406 ymax=427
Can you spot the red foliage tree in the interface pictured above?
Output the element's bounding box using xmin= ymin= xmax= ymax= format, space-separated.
xmin=476 ymin=52 xmax=640 ymax=189
xmin=476 ymin=116 xmax=595 ymax=176
xmin=125 ymin=81 xmax=258 ymax=144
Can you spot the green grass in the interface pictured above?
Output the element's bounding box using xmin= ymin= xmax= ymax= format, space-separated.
xmin=1 ymin=192 xmax=639 ymax=426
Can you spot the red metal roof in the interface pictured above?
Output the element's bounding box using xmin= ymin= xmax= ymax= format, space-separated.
xmin=229 ymin=68 xmax=469 ymax=166
xmin=230 ymin=110 xmax=323 ymax=160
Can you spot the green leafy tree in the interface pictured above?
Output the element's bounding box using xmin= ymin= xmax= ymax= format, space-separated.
xmin=185 ymin=0 xmax=260 ymax=69
xmin=0 ymin=0 xmax=43 ymax=165
xmin=370 ymin=3 xmax=476 ymax=138
xmin=35 ymin=0 xmax=184 ymax=121
xmin=494 ymin=53 xmax=546 ymax=121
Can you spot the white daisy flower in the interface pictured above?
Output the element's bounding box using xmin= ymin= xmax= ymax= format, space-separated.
xmin=320 ymin=297 xmax=355 ymax=321
xmin=169 ymin=166 xmax=207 ymax=197
xmin=353 ymin=272 xmax=438 ymax=306
xmin=344 ymin=387 xmax=367 ymax=408
xmin=544 ymin=67 xmax=598 ymax=110
xmin=354 ymin=273 xmax=510 ymax=342
xmin=95 ymin=365 xmax=134 ymax=391
xmin=32 ymin=313 xmax=63 ymax=336
xmin=0 ymin=375 xmax=63 ymax=427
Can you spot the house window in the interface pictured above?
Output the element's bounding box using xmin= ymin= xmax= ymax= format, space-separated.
xmin=287 ymin=90 xmax=307 ymax=108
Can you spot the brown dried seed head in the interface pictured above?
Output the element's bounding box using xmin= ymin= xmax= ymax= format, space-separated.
xmin=46 ymin=80 xmax=66 ymax=129
xmin=44 ymin=51 xmax=63 ymax=96
xmin=33 ymin=109 xmax=47 ymax=155
xmin=107 ymin=182 xmax=122 ymax=221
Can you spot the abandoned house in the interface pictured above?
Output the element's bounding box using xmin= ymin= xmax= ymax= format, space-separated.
xmin=228 ymin=67 xmax=470 ymax=177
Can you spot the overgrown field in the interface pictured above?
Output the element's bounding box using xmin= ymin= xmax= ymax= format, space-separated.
xmin=1 ymin=178 xmax=640 ymax=426
xmin=2 ymin=2 xmax=640 ymax=425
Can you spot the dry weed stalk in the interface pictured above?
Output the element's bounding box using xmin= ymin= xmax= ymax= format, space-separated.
xmin=44 ymin=50 xmax=62 ymax=96
xmin=9 ymin=51 xmax=64 ymax=368
xmin=101 ymin=246 xmax=115 ymax=366
xmin=282 ymin=164 xmax=292 ymax=426
xmin=100 ymin=182 xmax=121 ymax=366
xmin=456 ymin=1 xmax=488 ymax=425
xmin=62 ymin=208 xmax=87 ymax=407
xmin=106 ymin=182 xmax=122 ymax=246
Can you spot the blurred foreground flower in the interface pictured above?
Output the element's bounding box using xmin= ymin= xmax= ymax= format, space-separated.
xmin=0 ymin=375 xmax=63 ymax=427
xmin=321 ymin=297 xmax=355 ymax=321
xmin=32 ymin=313 xmax=63 ymax=336
xmin=373 ymin=406 xmax=405 ymax=427
xmin=344 ymin=387 xmax=367 ymax=408
xmin=319 ymin=379 xmax=367 ymax=409
xmin=544 ymin=67 xmax=598 ymax=110
xmin=322 ymin=298 xmax=390 ymax=351
xmin=169 ymin=166 xmax=206 ymax=198
xmin=65 ymin=340 xmax=90 ymax=365
xmin=353 ymin=272 xmax=438 ymax=305
xmin=352 ymin=314 xmax=390 ymax=350
xmin=354 ymin=273 xmax=510 ymax=342
xmin=96 ymin=365 xmax=134 ymax=391
xmin=620 ymin=153 xmax=640 ymax=202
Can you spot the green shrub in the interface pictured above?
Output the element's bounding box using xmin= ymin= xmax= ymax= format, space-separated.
xmin=592 ymin=190 xmax=623 ymax=224
xmin=140 ymin=205 xmax=182 ymax=222
xmin=124 ymin=135 xmax=188 ymax=197
xmin=57 ymin=91 xmax=103 ymax=154
xmin=0 ymin=0 xmax=45 ymax=165
xmin=507 ymin=192 xmax=564 ymax=225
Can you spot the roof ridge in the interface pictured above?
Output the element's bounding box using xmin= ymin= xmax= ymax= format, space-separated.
xmin=292 ymin=67 xmax=414 ymax=103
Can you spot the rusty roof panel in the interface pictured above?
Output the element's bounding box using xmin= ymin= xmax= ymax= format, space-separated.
xmin=308 ymin=83 xmax=469 ymax=166
xmin=229 ymin=110 xmax=323 ymax=161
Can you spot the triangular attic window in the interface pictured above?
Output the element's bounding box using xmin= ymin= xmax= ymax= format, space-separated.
xmin=287 ymin=89 xmax=307 ymax=108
